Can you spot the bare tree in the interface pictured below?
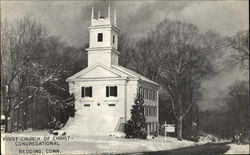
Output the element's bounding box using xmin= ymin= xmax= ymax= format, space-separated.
xmin=130 ymin=30 xmax=167 ymax=81
xmin=231 ymin=31 xmax=249 ymax=69
xmin=126 ymin=19 xmax=220 ymax=140
xmin=224 ymin=80 xmax=249 ymax=137
xmin=154 ymin=19 xmax=217 ymax=140
xmin=118 ymin=33 xmax=133 ymax=68
xmin=1 ymin=17 xmax=64 ymax=132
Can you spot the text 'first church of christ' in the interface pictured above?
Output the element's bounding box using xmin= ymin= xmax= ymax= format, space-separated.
xmin=64 ymin=5 xmax=160 ymax=136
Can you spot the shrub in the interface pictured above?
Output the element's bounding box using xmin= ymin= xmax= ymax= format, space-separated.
xmin=125 ymin=93 xmax=147 ymax=139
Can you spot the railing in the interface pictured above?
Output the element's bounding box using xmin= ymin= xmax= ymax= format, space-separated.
xmin=115 ymin=117 xmax=125 ymax=132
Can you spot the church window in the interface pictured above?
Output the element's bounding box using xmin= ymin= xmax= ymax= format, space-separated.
xmin=145 ymin=106 xmax=148 ymax=116
xmin=106 ymin=86 xmax=117 ymax=97
xmin=97 ymin=33 xmax=103 ymax=42
xmin=145 ymin=89 xmax=148 ymax=99
xmin=152 ymin=91 xmax=156 ymax=100
xmin=143 ymin=89 xmax=145 ymax=99
xmin=149 ymin=90 xmax=151 ymax=100
xmin=152 ymin=91 xmax=154 ymax=100
xmin=147 ymin=89 xmax=149 ymax=99
xmin=139 ymin=87 xmax=142 ymax=95
xmin=81 ymin=87 xmax=92 ymax=97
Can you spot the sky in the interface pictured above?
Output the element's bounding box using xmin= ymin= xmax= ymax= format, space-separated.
xmin=1 ymin=0 xmax=249 ymax=111
xmin=1 ymin=0 xmax=248 ymax=47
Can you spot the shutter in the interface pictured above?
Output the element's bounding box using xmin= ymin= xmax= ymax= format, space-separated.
xmin=114 ymin=86 xmax=117 ymax=97
xmin=89 ymin=87 xmax=92 ymax=97
xmin=81 ymin=87 xmax=85 ymax=97
xmin=106 ymin=86 xmax=109 ymax=97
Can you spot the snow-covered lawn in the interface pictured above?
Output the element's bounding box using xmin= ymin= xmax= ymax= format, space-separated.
xmin=1 ymin=131 xmax=197 ymax=154
xmin=198 ymin=134 xmax=230 ymax=144
xmin=225 ymin=143 xmax=249 ymax=154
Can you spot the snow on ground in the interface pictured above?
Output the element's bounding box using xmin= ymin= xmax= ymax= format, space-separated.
xmin=1 ymin=130 xmax=197 ymax=154
xmin=198 ymin=134 xmax=230 ymax=144
xmin=225 ymin=144 xmax=250 ymax=154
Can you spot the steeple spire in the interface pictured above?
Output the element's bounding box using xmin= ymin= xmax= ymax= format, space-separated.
xmin=108 ymin=3 xmax=111 ymax=18
xmin=114 ymin=9 xmax=117 ymax=26
xmin=91 ymin=6 xmax=94 ymax=20
xmin=98 ymin=10 xmax=101 ymax=18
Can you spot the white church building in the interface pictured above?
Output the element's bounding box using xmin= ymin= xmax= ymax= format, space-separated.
xmin=64 ymin=5 xmax=160 ymax=136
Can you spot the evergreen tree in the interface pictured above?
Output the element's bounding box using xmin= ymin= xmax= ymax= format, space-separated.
xmin=125 ymin=93 xmax=147 ymax=139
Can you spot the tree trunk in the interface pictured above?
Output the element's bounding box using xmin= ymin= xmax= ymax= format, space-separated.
xmin=7 ymin=109 xmax=14 ymax=133
xmin=177 ymin=116 xmax=183 ymax=140
xmin=17 ymin=108 xmax=20 ymax=132
xmin=35 ymin=97 xmax=38 ymax=129
xmin=4 ymin=113 xmax=9 ymax=132
xmin=23 ymin=104 xmax=27 ymax=130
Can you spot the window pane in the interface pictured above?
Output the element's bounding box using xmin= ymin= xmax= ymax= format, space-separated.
xmin=147 ymin=89 xmax=149 ymax=99
xmin=110 ymin=86 xmax=117 ymax=97
xmin=149 ymin=90 xmax=151 ymax=100
xmin=113 ymin=35 xmax=115 ymax=44
xmin=85 ymin=87 xmax=89 ymax=96
xmin=110 ymin=87 xmax=114 ymax=96
xmin=151 ymin=91 xmax=153 ymax=100
xmin=98 ymin=33 xmax=103 ymax=42
xmin=85 ymin=87 xmax=92 ymax=97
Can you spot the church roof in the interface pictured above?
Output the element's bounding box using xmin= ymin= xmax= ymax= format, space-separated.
xmin=112 ymin=65 xmax=159 ymax=86
xmin=66 ymin=64 xmax=159 ymax=87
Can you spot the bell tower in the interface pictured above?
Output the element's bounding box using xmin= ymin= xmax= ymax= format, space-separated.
xmin=87 ymin=4 xmax=120 ymax=67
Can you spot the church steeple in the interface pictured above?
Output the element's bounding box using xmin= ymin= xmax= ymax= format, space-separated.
xmin=87 ymin=4 xmax=120 ymax=67
xmin=91 ymin=6 xmax=94 ymax=20
xmin=114 ymin=9 xmax=117 ymax=26
xmin=108 ymin=3 xmax=111 ymax=19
